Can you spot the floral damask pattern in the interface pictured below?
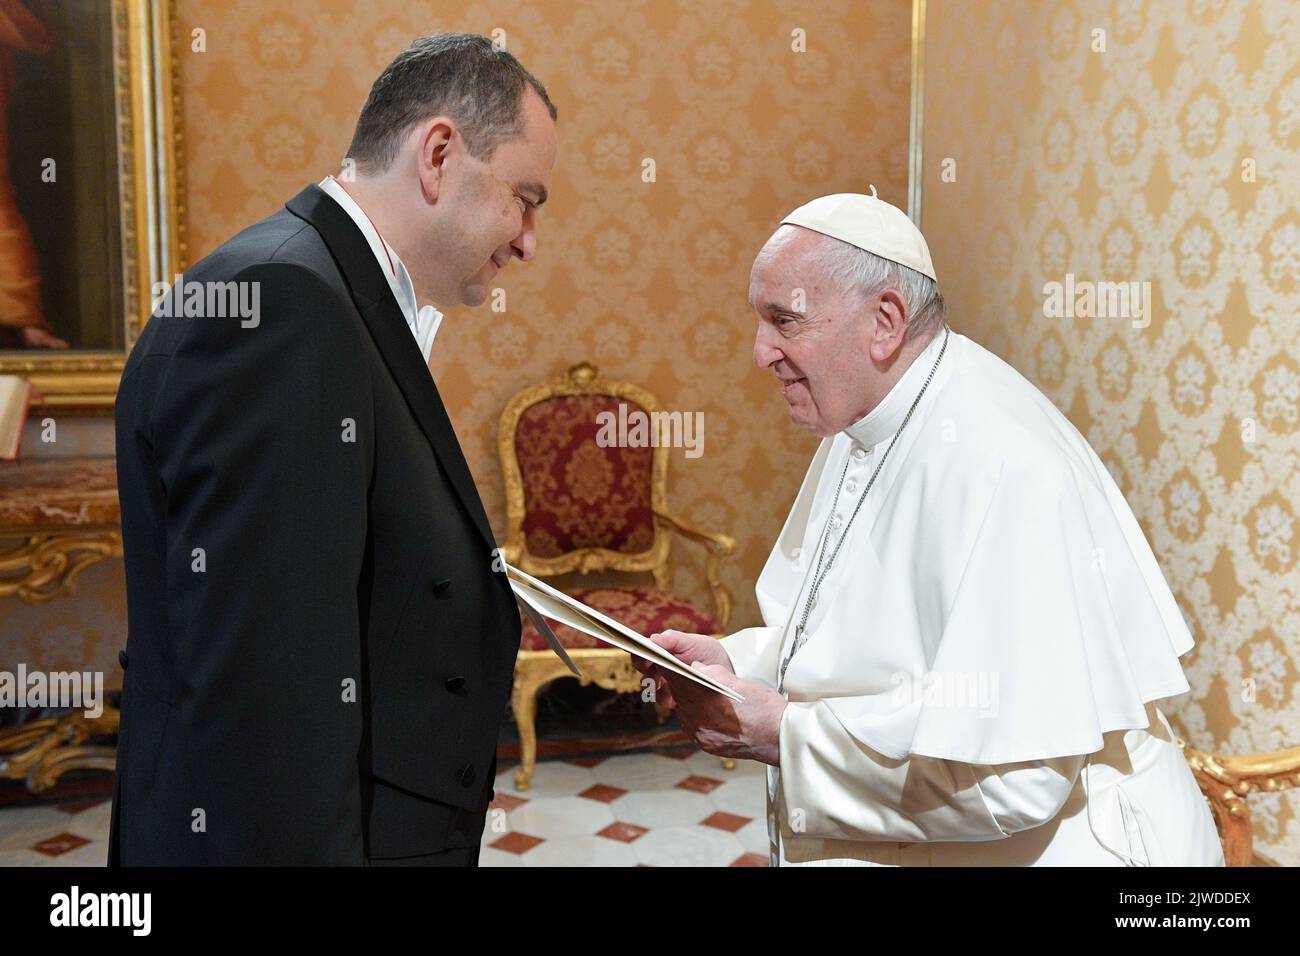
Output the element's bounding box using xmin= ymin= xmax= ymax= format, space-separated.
xmin=174 ymin=0 xmax=909 ymax=638
xmin=516 ymin=394 xmax=656 ymax=556
xmin=926 ymin=0 xmax=1300 ymax=862
xmin=6 ymin=0 xmax=912 ymax=743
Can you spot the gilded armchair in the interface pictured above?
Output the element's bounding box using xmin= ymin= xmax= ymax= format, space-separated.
xmin=499 ymin=361 xmax=736 ymax=790
xmin=1182 ymin=739 xmax=1300 ymax=866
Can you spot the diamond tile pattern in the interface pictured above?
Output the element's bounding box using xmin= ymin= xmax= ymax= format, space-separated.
xmin=578 ymin=784 xmax=628 ymax=803
xmin=701 ymin=811 xmax=750 ymax=833
xmin=0 ymin=748 xmax=768 ymax=866
xmin=32 ymin=832 xmax=91 ymax=857
xmin=597 ymin=821 xmax=649 ymax=843
xmin=676 ymin=775 xmax=724 ymax=794
xmin=491 ymin=748 xmax=768 ymax=866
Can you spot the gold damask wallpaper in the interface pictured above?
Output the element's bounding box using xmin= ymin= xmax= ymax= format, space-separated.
xmin=5 ymin=0 xmax=1294 ymax=865
xmin=176 ymin=0 xmax=913 ymax=623
xmin=5 ymin=3 xmax=913 ymax=708
xmin=923 ymin=0 xmax=1299 ymax=863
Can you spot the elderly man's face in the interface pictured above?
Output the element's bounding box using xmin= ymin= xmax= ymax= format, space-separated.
xmin=748 ymin=227 xmax=881 ymax=436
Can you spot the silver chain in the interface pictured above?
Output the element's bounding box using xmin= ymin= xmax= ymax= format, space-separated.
xmin=778 ymin=326 xmax=951 ymax=693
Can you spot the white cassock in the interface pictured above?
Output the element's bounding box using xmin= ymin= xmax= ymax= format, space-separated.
xmin=721 ymin=329 xmax=1224 ymax=867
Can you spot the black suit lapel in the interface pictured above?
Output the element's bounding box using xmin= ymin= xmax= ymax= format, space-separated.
xmin=285 ymin=184 xmax=497 ymax=553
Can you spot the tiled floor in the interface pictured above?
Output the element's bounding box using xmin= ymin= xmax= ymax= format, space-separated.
xmin=0 ymin=748 xmax=770 ymax=867
xmin=482 ymin=748 xmax=769 ymax=866
xmin=0 ymin=797 xmax=114 ymax=867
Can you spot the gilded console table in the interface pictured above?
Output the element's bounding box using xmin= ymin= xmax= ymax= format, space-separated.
xmin=0 ymin=457 xmax=123 ymax=790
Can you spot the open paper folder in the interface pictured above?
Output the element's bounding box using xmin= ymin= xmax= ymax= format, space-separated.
xmin=503 ymin=562 xmax=744 ymax=703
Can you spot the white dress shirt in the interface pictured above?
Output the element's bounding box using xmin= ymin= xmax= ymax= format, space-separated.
xmin=317 ymin=175 xmax=442 ymax=363
xmin=721 ymin=329 xmax=1223 ymax=867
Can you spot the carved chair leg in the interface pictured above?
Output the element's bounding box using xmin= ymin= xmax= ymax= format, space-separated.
xmin=512 ymin=671 xmax=543 ymax=792
xmin=512 ymin=659 xmax=579 ymax=791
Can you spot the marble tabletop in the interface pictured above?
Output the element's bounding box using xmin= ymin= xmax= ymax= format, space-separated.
xmin=0 ymin=457 xmax=120 ymax=531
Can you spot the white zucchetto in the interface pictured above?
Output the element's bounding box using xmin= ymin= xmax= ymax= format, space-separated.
xmin=780 ymin=187 xmax=938 ymax=282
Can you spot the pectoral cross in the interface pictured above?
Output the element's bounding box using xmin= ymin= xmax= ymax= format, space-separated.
xmin=778 ymin=622 xmax=809 ymax=693
xmin=775 ymin=328 xmax=951 ymax=699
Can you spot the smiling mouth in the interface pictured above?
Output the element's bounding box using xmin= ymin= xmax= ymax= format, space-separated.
xmin=780 ymin=377 xmax=807 ymax=396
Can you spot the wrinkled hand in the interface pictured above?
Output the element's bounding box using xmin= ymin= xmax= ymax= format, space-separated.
xmin=633 ymin=630 xmax=732 ymax=709
xmin=660 ymin=665 xmax=786 ymax=766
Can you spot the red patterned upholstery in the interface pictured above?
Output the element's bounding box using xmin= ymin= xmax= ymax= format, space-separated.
xmin=515 ymin=394 xmax=656 ymax=557
xmin=519 ymin=586 xmax=722 ymax=650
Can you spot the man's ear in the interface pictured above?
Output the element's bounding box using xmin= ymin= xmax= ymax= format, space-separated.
xmin=869 ymin=288 xmax=910 ymax=363
xmin=415 ymin=116 xmax=455 ymax=204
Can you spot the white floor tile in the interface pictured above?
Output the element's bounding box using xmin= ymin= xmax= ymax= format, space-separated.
xmin=632 ymin=825 xmax=746 ymax=867
xmin=47 ymin=840 xmax=107 ymax=866
xmin=520 ymin=835 xmax=639 ymax=867
xmin=495 ymin=760 xmax=597 ymax=799
xmin=65 ymin=801 xmax=113 ymax=841
xmin=588 ymin=752 xmax=690 ymax=791
xmin=736 ymin=818 xmax=771 ymax=855
xmin=479 ymin=846 xmax=524 ymax=867
xmin=707 ymin=776 xmax=766 ymax=818
xmin=0 ymin=848 xmax=53 ymax=866
xmin=612 ymin=788 xmax=713 ymax=830
xmin=0 ymin=806 xmax=73 ymax=851
xmin=506 ymin=795 xmax=615 ymax=839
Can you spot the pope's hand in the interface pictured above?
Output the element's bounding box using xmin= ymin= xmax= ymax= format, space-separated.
xmin=661 ymin=664 xmax=786 ymax=766
xmin=634 ymin=630 xmax=733 ymax=709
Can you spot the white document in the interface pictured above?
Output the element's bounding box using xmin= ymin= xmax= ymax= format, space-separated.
xmin=504 ymin=562 xmax=743 ymax=703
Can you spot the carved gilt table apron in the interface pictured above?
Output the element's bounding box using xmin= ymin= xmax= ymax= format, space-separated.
xmin=0 ymin=457 xmax=122 ymax=790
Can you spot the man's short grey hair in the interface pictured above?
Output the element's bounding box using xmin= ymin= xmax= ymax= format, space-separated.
xmin=347 ymin=33 xmax=557 ymax=174
xmin=817 ymin=234 xmax=948 ymax=342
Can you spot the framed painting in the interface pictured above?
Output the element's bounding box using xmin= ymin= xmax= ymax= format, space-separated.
xmin=0 ymin=0 xmax=184 ymax=412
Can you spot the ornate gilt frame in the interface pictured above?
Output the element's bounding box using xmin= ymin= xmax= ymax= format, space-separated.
xmin=0 ymin=0 xmax=186 ymax=413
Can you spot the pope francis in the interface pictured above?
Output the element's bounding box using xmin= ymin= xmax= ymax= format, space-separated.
xmin=639 ymin=191 xmax=1225 ymax=867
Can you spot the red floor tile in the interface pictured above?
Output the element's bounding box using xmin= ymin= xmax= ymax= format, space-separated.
xmin=32 ymin=832 xmax=92 ymax=857
xmin=578 ymin=783 xmax=628 ymax=803
xmin=701 ymin=811 xmax=750 ymax=832
xmin=490 ymin=832 xmax=545 ymax=855
xmin=675 ymin=775 xmax=724 ymax=794
xmin=597 ymin=821 xmax=649 ymax=843
xmin=730 ymin=852 xmax=768 ymax=867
